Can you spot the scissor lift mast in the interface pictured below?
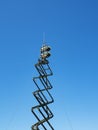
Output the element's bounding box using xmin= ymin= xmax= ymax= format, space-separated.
xmin=31 ymin=44 xmax=54 ymax=130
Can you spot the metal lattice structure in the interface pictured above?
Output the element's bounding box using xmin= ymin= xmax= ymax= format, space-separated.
xmin=31 ymin=44 xmax=54 ymax=130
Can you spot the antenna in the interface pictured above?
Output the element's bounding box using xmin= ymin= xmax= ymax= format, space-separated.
xmin=43 ymin=32 xmax=46 ymax=45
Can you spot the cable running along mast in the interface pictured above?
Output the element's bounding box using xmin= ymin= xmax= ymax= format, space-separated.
xmin=31 ymin=43 xmax=54 ymax=130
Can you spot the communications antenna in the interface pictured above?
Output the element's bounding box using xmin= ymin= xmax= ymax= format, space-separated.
xmin=31 ymin=42 xmax=54 ymax=130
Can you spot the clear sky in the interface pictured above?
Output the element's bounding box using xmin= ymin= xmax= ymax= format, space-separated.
xmin=0 ymin=0 xmax=98 ymax=130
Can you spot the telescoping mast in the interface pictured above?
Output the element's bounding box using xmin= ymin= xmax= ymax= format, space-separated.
xmin=31 ymin=43 xmax=54 ymax=130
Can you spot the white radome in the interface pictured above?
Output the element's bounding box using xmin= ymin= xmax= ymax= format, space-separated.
xmin=41 ymin=45 xmax=51 ymax=53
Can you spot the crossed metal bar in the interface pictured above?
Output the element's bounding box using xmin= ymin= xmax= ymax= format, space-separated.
xmin=31 ymin=59 xmax=54 ymax=130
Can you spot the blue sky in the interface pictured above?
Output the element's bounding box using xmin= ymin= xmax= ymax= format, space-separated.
xmin=0 ymin=0 xmax=98 ymax=130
